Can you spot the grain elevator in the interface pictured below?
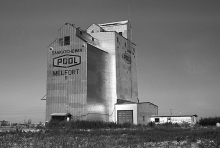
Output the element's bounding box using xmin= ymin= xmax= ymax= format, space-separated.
xmin=46 ymin=20 xmax=158 ymax=124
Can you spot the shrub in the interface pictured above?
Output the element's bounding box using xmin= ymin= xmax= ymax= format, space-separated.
xmin=46 ymin=119 xmax=62 ymax=128
xmin=121 ymin=122 xmax=132 ymax=128
xmin=46 ymin=120 xmax=137 ymax=130
xmin=199 ymin=116 xmax=220 ymax=126
xmin=147 ymin=121 xmax=155 ymax=127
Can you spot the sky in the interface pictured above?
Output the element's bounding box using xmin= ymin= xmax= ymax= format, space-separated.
xmin=0 ymin=0 xmax=220 ymax=123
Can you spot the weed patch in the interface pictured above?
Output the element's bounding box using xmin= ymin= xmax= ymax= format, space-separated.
xmin=1 ymin=121 xmax=220 ymax=147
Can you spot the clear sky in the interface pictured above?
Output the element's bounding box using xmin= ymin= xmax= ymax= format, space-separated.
xmin=0 ymin=0 xmax=219 ymax=123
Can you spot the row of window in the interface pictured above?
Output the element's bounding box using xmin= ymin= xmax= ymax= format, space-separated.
xmin=59 ymin=34 xmax=94 ymax=46
xmin=59 ymin=36 xmax=70 ymax=46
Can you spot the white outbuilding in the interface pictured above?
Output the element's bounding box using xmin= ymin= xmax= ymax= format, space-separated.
xmin=150 ymin=115 xmax=198 ymax=125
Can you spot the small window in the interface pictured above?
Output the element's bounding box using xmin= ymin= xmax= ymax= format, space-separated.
xmin=117 ymin=37 xmax=119 ymax=43
xmin=80 ymin=31 xmax=82 ymax=35
xmin=155 ymin=118 xmax=160 ymax=122
xmin=64 ymin=36 xmax=70 ymax=45
xmin=119 ymin=32 xmax=122 ymax=36
xmin=143 ymin=116 xmax=145 ymax=122
xmin=59 ymin=36 xmax=70 ymax=46
xmin=59 ymin=38 xmax=64 ymax=46
xmin=92 ymin=37 xmax=94 ymax=41
xmin=125 ymin=42 xmax=126 ymax=47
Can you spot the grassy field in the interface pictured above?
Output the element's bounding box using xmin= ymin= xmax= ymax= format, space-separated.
xmin=1 ymin=123 xmax=220 ymax=148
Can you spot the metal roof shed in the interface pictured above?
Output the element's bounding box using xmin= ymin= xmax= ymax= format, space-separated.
xmin=50 ymin=113 xmax=72 ymax=122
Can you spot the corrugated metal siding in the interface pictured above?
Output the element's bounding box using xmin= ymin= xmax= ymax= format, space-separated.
xmin=116 ymin=34 xmax=132 ymax=101
xmin=96 ymin=21 xmax=138 ymax=102
xmin=87 ymin=22 xmax=139 ymax=121
xmin=137 ymin=103 xmax=158 ymax=125
xmin=131 ymin=44 xmax=138 ymax=99
xmin=46 ymin=24 xmax=87 ymax=121
xmin=114 ymin=24 xmax=138 ymax=102
xmin=85 ymin=32 xmax=117 ymax=122
xmin=87 ymin=44 xmax=110 ymax=121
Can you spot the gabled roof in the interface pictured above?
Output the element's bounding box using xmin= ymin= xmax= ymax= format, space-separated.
xmin=50 ymin=113 xmax=72 ymax=116
xmin=58 ymin=22 xmax=75 ymax=31
xmin=86 ymin=23 xmax=105 ymax=31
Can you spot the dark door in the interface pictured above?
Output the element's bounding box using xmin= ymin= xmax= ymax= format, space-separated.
xmin=117 ymin=110 xmax=133 ymax=124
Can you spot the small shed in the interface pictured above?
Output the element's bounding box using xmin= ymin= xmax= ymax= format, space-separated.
xmin=50 ymin=113 xmax=72 ymax=122
xmin=150 ymin=115 xmax=198 ymax=125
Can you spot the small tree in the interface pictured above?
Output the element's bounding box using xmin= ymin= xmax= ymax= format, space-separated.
xmin=27 ymin=119 xmax=32 ymax=128
xmin=27 ymin=119 xmax=32 ymax=125
xmin=1 ymin=120 xmax=7 ymax=126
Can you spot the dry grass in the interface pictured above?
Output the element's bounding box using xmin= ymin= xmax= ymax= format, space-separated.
xmin=1 ymin=125 xmax=220 ymax=148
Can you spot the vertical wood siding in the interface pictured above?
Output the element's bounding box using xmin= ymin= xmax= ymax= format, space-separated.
xmin=46 ymin=24 xmax=87 ymax=121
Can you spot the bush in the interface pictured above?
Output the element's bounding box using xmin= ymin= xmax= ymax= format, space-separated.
xmin=46 ymin=119 xmax=63 ymax=129
xmin=147 ymin=121 xmax=155 ymax=127
xmin=147 ymin=122 xmax=181 ymax=129
xmin=199 ymin=117 xmax=220 ymax=126
xmin=46 ymin=120 xmax=136 ymax=130
xmin=121 ymin=122 xmax=132 ymax=128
